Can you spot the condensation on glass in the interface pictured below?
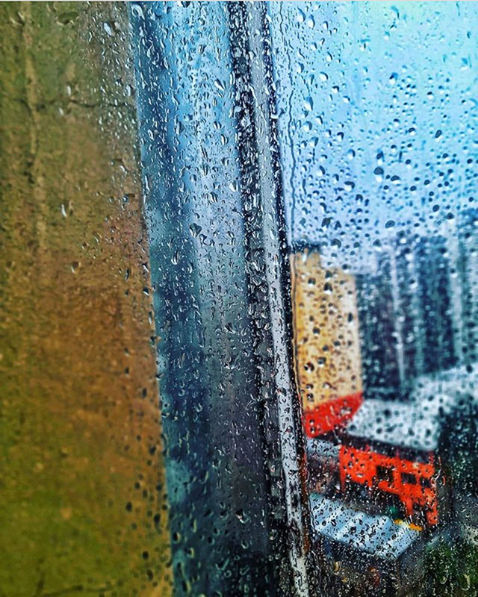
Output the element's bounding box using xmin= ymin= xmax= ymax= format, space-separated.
xmin=270 ymin=2 xmax=478 ymax=595
xmin=2 ymin=2 xmax=477 ymax=597
xmin=130 ymin=2 xmax=307 ymax=596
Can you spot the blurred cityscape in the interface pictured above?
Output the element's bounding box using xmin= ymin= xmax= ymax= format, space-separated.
xmin=292 ymin=208 xmax=477 ymax=594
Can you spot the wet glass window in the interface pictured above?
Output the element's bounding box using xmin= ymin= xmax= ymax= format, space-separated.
xmin=2 ymin=2 xmax=477 ymax=596
xmin=270 ymin=1 xmax=478 ymax=595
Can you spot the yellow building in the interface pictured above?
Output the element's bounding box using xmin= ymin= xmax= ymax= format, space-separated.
xmin=291 ymin=248 xmax=363 ymax=436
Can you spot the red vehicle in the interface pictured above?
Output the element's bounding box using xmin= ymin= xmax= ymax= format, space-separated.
xmin=307 ymin=398 xmax=447 ymax=528
xmin=339 ymin=444 xmax=439 ymax=527
xmin=342 ymin=398 xmax=449 ymax=527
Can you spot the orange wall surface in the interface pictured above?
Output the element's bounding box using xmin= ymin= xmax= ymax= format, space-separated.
xmin=291 ymin=250 xmax=363 ymax=413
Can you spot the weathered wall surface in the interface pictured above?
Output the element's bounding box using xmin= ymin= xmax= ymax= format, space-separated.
xmin=291 ymin=250 xmax=362 ymax=409
xmin=0 ymin=3 xmax=171 ymax=595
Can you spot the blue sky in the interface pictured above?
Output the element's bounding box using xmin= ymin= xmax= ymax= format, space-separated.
xmin=269 ymin=1 xmax=478 ymax=270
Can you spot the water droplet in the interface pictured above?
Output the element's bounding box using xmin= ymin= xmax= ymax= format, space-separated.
xmin=131 ymin=3 xmax=144 ymax=18
xmin=103 ymin=22 xmax=113 ymax=36
xmin=189 ymin=223 xmax=202 ymax=238
xmin=214 ymin=79 xmax=225 ymax=92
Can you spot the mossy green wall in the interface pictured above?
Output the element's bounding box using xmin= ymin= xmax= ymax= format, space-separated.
xmin=0 ymin=3 xmax=171 ymax=595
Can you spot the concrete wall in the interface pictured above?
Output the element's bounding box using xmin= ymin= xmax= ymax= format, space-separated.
xmin=0 ymin=3 xmax=171 ymax=594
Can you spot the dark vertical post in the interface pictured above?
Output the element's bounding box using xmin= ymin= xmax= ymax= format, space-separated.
xmin=130 ymin=2 xmax=308 ymax=595
xmin=227 ymin=3 xmax=310 ymax=594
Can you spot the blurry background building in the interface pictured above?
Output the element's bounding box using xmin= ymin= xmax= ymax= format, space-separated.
xmin=355 ymin=211 xmax=477 ymax=400
xmin=293 ymin=207 xmax=478 ymax=412
xmin=291 ymin=247 xmax=363 ymax=436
